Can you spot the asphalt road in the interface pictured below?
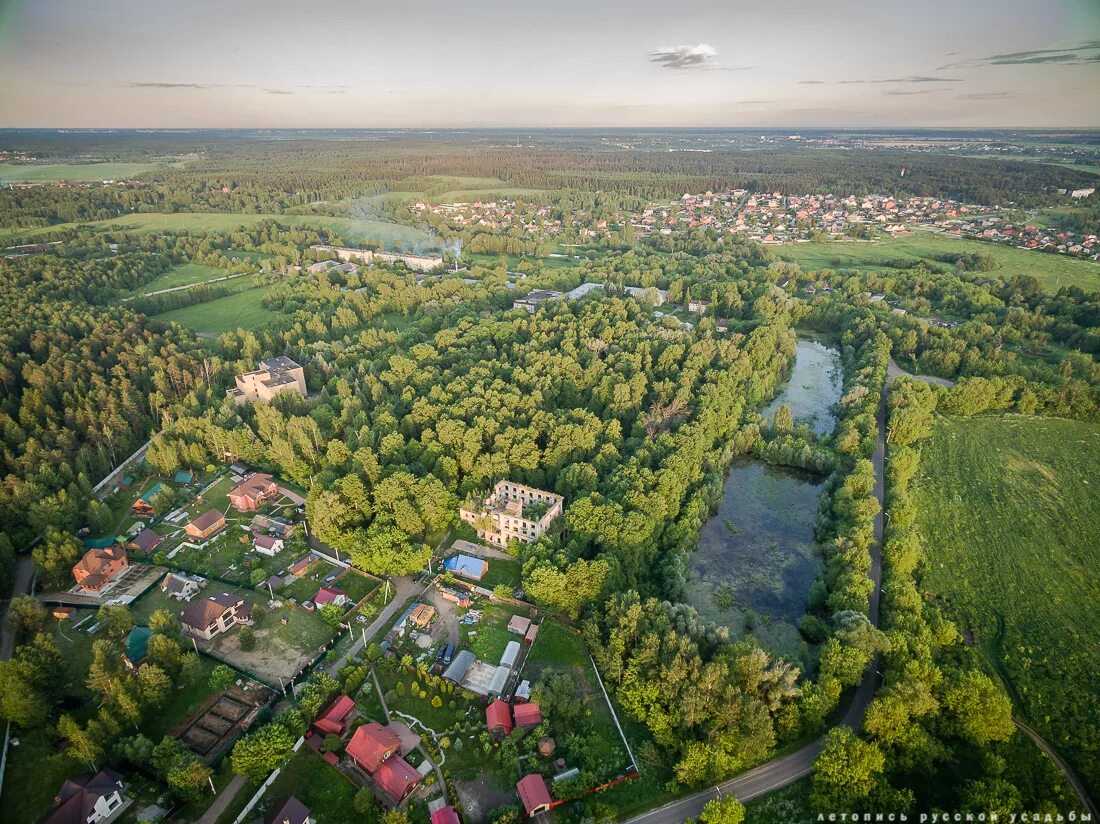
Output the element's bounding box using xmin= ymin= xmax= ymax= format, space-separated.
xmin=0 ymin=556 xmax=36 ymax=662
xmin=624 ymin=371 xmax=892 ymax=824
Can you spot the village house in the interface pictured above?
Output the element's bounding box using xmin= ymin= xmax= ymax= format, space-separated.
xmin=314 ymin=586 xmax=348 ymax=608
xmin=253 ymin=534 xmax=284 ymax=556
xmin=185 ymin=509 xmax=226 ymax=541
xmin=43 ymin=769 xmax=130 ymax=824
xmin=229 ymin=473 xmax=280 ymax=511
xmin=346 ymin=722 xmax=422 ymax=805
xmin=513 ymin=702 xmax=542 ymax=728
xmin=180 ymin=592 xmax=251 ymax=640
xmin=161 ymin=572 xmax=201 ymax=601
xmin=227 ymin=356 xmax=307 ymax=405
xmin=485 ymin=699 xmax=513 ymax=735
xmin=121 ymin=626 xmax=152 ymax=672
xmin=430 ymin=807 xmax=461 ymax=824
xmin=312 ymin=694 xmax=355 ymax=736
xmin=72 ymin=546 xmax=128 ymax=593
xmin=127 ymin=527 xmax=162 ymax=553
xmin=687 ymin=298 xmax=710 ymax=314
xmin=265 ymin=797 xmax=312 ymax=824
xmin=516 ymin=774 xmax=553 ymax=817
xmin=459 ymin=480 xmax=564 ymax=548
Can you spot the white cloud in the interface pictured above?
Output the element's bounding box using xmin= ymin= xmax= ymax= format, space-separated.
xmin=650 ymin=44 xmax=723 ymax=70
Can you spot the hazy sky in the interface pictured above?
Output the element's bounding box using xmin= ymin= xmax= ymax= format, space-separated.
xmin=1 ymin=0 xmax=1098 ymax=128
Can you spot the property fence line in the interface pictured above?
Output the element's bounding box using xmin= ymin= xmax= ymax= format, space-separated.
xmin=92 ymin=439 xmax=152 ymax=497
xmin=230 ymin=737 xmax=305 ymax=824
xmin=589 ymin=653 xmax=638 ymax=773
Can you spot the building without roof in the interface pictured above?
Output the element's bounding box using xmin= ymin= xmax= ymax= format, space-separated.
xmin=181 ymin=592 xmax=251 ymax=641
xmin=72 ymin=546 xmax=128 ymax=593
xmin=44 ymin=769 xmax=130 ymax=824
xmin=228 ymin=356 xmax=307 ymax=405
xmin=512 ymin=289 xmax=563 ymax=313
xmin=459 ymin=480 xmax=563 ymax=548
xmin=516 ymin=774 xmax=552 ymax=817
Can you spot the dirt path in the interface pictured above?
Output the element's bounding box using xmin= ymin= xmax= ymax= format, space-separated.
xmin=195 ymin=774 xmax=249 ymax=824
xmin=887 ymin=356 xmax=956 ymax=389
xmin=1014 ymin=718 xmax=1098 ymax=820
xmin=325 ymin=576 xmax=423 ymax=675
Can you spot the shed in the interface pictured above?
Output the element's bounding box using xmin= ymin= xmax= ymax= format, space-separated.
xmin=500 ymin=640 xmax=521 ymax=668
xmin=430 ymin=807 xmax=461 ymax=824
xmin=443 ymin=554 xmax=488 ymax=581
xmin=507 ymin=615 xmax=531 ymax=636
xmin=513 ymin=702 xmax=542 ymax=728
xmin=442 ymin=649 xmax=474 ymax=683
xmin=516 ymin=774 xmax=552 ymax=817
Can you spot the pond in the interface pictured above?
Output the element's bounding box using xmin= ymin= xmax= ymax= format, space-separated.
xmin=763 ymin=337 xmax=843 ymax=437
xmin=684 ymin=336 xmax=841 ymax=665
xmin=683 ymin=462 xmax=826 ymax=663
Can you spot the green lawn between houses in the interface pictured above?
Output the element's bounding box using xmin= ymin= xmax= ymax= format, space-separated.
xmin=774 ymin=231 xmax=1100 ymax=292
xmin=913 ymin=414 xmax=1100 ymax=801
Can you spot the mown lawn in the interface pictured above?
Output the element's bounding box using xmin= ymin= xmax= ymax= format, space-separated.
xmin=478 ymin=557 xmax=523 ymax=591
xmin=913 ymin=414 xmax=1100 ymax=799
xmin=154 ymin=284 xmax=279 ymax=334
xmin=775 ymin=231 xmax=1100 ymax=292
xmin=247 ymin=751 xmax=377 ymax=824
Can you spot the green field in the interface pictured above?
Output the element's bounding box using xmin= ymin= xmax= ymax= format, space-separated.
xmin=775 ymin=231 xmax=1100 ymax=292
xmin=154 ymin=284 xmax=279 ymax=334
xmin=913 ymin=414 xmax=1100 ymax=798
xmin=130 ymin=262 xmax=231 ymax=295
xmin=0 ymin=210 xmax=437 ymax=248
xmin=0 ymin=161 xmax=166 ymax=182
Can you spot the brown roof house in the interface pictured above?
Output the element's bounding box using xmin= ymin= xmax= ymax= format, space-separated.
xmin=72 ymin=547 xmax=128 ymax=593
xmin=229 ymin=473 xmax=279 ymax=512
xmin=44 ymin=769 xmax=130 ymax=824
xmin=181 ymin=592 xmax=251 ymax=641
xmin=265 ymin=796 xmax=312 ymax=824
xmin=185 ymin=509 xmax=226 ymax=541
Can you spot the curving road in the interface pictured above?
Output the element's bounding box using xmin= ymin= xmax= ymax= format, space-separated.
xmin=624 ymin=374 xmax=891 ymax=824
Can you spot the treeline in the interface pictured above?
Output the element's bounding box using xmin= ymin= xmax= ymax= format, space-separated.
xmin=4 ymin=137 xmax=1096 ymax=230
xmin=809 ymin=377 xmax=1073 ymax=815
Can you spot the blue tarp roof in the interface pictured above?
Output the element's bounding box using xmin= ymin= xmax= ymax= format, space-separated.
xmin=444 ymin=554 xmax=487 ymax=581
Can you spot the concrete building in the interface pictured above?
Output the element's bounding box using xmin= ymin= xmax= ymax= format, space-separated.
xmin=309 ymin=245 xmax=443 ymax=272
xmin=623 ymin=285 xmax=669 ymax=306
xmin=459 ymin=480 xmax=563 ymax=548
xmin=512 ymin=289 xmax=563 ymax=313
xmin=228 ymin=356 xmax=307 ymax=405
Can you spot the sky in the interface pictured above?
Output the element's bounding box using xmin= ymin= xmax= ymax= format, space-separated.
xmin=0 ymin=0 xmax=1098 ymax=128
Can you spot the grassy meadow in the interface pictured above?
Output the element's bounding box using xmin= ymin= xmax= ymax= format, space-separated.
xmin=129 ymin=262 xmax=230 ymax=294
xmin=0 ymin=210 xmax=437 ymax=249
xmin=913 ymin=414 xmax=1100 ymax=798
xmin=0 ymin=161 xmax=166 ymax=182
xmin=775 ymin=231 xmax=1100 ymax=292
xmin=153 ymin=283 xmax=279 ymax=334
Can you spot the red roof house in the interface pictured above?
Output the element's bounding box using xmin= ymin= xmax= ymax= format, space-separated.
xmin=373 ymin=756 xmax=420 ymax=804
xmin=314 ymin=586 xmax=348 ymax=607
xmin=486 ymin=699 xmax=513 ymax=734
xmin=229 ymin=473 xmax=279 ymax=511
xmin=513 ymin=702 xmax=542 ymax=728
xmin=313 ymin=695 xmax=355 ymax=736
xmin=431 ymin=806 xmax=461 ymax=824
xmin=516 ymin=774 xmax=552 ymax=817
xmin=347 ymin=722 xmax=400 ymax=774
xmin=72 ymin=546 xmax=128 ymax=592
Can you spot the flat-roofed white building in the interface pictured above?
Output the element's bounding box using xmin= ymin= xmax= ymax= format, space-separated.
xmin=228 ymin=356 xmax=306 ymax=405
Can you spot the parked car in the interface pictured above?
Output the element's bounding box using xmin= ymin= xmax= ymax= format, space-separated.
xmin=443 ymin=643 xmax=455 ymax=664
